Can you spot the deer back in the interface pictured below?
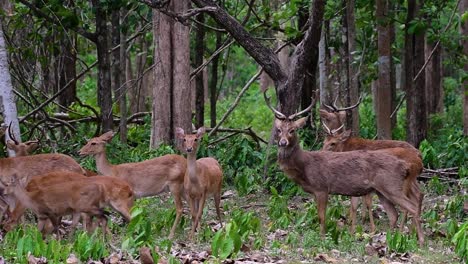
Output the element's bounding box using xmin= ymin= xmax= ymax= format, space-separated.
xmin=0 ymin=154 xmax=86 ymax=188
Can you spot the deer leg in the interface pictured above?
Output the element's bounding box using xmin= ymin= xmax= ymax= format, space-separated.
xmin=376 ymin=192 xmax=399 ymax=229
xmin=187 ymin=197 xmax=197 ymax=240
xmin=195 ymin=193 xmax=207 ymax=232
xmin=314 ymin=192 xmax=328 ymax=236
xmin=349 ymin=196 xmax=359 ymax=234
xmin=214 ymin=192 xmax=223 ymax=227
xmin=363 ymin=194 xmax=375 ymax=233
xmin=4 ymin=201 xmax=26 ymax=230
xmin=169 ymin=187 xmax=184 ymax=239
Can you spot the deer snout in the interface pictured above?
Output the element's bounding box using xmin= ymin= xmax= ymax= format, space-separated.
xmin=278 ymin=138 xmax=289 ymax=147
xmin=186 ymin=147 xmax=193 ymax=153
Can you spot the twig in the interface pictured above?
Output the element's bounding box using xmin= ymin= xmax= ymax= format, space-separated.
xmin=208 ymin=68 xmax=263 ymax=137
xmin=190 ymin=38 xmax=234 ymax=80
xmin=208 ymin=132 xmax=240 ymax=146
xmin=19 ymin=61 xmax=98 ymax=123
xmin=206 ymin=127 xmax=267 ymax=145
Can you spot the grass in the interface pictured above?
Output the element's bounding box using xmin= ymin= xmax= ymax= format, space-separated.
xmin=0 ymin=179 xmax=464 ymax=263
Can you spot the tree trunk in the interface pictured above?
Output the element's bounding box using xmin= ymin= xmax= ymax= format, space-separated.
xmin=172 ymin=0 xmax=192 ymax=134
xmin=93 ymin=0 xmax=113 ymax=132
xmin=345 ymin=0 xmax=360 ymax=135
xmin=194 ymin=13 xmax=206 ymax=129
xmin=376 ymin=0 xmax=393 ymax=139
xmin=210 ymin=31 xmax=222 ymax=129
xmin=0 ymin=22 xmax=21 ymax=157
xmin=405 ymin=0 xmax=427 ymax=147
xmin=57 ymin=32 xmax=77 ymax=108
xmin=112 ymin=8 xmax=127 ymax=143
xmin=319 ymin=22 xmax=332 ymax=106
xmin=462 ymin=0 xmax=468 ymax=136
xmin=151 ymin=9 xmax=172 ymax=147
xmin=425 ymin=38 xmax=443 ymax=117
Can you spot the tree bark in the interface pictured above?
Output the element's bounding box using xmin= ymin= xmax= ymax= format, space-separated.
xmin=462 ymin=0 xmax=468 ymax=136
xmin=405 ymin=0 xmax=427 ymax=147
xmin=376 ymin=0 xmax=393 ymax=139
xmin=194 ymin=13 xmax=206 ymax=128
xmin=0 ymin=21 xmax=21 ymax=156
xmin=57 ymin=32 xmax=77 ymax=108
xmin=172 ymin=0 xmax=192 ymax=134
xmin=345 ymin=0 xmax=359 ymax=135
xmin=210 ymin=31 xmax=222 ymax=129
xmin=425 ymin=37 xmax=443 ymax=116
xmin=319 ymin=22 xmax=331 ymax=106
xmin=92 ymin=0 xmax=113 ymax=132
xmin=151 ymin=9 xmax=173 ymax=147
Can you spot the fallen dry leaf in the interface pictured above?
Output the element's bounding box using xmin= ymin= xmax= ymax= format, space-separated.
xmin=314 ymin=253 xmax=338 ymax=263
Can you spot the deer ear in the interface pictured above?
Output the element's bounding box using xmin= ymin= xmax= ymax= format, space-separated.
xmin=175 ymin=127 xmax=185 ymax=139
xmin=6 ymin=140 xmax=16 ymax=149
xmin=294 ymin=117 xmax=308 ymax=129
xmin=339 ymin=130 xmax=352 ymax=141
xmin=319 ymin=109 xmax=331 ymax=120
xmin=196 ymin=127 xmax=206 ymax=138
xmin=100 ymin=131 xmax=115 ymax=142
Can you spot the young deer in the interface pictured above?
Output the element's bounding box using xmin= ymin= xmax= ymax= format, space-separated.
xmin=322 ymin=127 xmax=424 ymax=232
xmin=79 ymin=131 xmax=186 ymax=238
xmin=175 ymin=127 xmax=223 ymax=239
xmin=265 ymin=93 xmax=424 ymax=246
xmin=0 ymin=175 xmax=104 ymax=237
xmin=4 ymin=171 xmax=133 ymax=232
xmin=0 ymin=153 xmax=86 ymax=224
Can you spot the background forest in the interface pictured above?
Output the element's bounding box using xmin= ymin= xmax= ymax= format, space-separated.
xmin=0 ymin=0 xmax=467 ymax=263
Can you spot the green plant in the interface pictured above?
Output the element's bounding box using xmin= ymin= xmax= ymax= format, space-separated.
xmin=73 ymin=231 xmax=108 ymax=261
xmin=268 ymin=187 xmax=292 ymax=229
xmin=452 ymin=222 xmax=468 ymax=262
xmin=211 ymin=222 xmax=243 ymax=260
xmin=386 ymin=231 xmax=418 ymax=253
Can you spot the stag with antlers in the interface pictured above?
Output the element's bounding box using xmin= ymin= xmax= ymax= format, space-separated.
xmin=264 ymin=91 xmax=424 ymax=246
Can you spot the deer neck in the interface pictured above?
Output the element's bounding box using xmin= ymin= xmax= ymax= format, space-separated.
xmin=94 ymin=152 xmax=114 ymax=176
xmin=278 ymin=141 xmax=301 ymax=161
xmin=186 ymin=152 xmax=200 ymax=185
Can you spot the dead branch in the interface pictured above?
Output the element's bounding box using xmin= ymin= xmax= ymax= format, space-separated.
xmin=206 ymin=127 xmax=267 ymax=146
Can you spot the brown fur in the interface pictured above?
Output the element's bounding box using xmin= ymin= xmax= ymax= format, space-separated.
xmin=319 ymin=109 xmax=347 ymax=134
xmin=79 ymin=131 xmax=186 ymax=238
xmin=323 ymin=129 xmax=424 ymax=232
xmin=275 ymin=117 xmax=424 ymax=245
xmin=2 ymin=172 xmax=133 ymax=236
xmin=175 ymin=127 xmax=223 ymax=239
xmin=0 ymin=153 xmax=86 ymax=224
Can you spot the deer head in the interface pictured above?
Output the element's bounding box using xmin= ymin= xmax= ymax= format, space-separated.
xmin=79 ymin=131 xmax=115 ymax=156
xmin=319 ymin=95 xmax=362 ymax=134
xmin=175 ymin=127 xmax=205 ymax=153
xmin=5 ymin=124 xmax=39 ymax=156
xmin=322 ymin=130 xmax=352 ymax=151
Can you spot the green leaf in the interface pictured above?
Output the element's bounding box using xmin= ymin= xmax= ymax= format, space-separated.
xmin=219 ymin=238 xmax=234 ymax=259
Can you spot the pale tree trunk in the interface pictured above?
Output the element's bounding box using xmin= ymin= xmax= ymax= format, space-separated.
xmin=425 ymin=38 xmax=443 ymax=117
xmin=151 ymin=9 xmax=172 ymax=147
xmin=0 ymin=23 xmax=21 ymax=157
xmin=319 ymin=22 xmax=332 ymax=106
xmin=376 ymin=0 xmax=393 ymax=139
xmin=462 ymin=0 xmax=468 ymax=136
xmin=194 ymin=13 xmax=205 ymax=128
xmin=405 ymin=0 xmax=427 ymax=147
xmin=345 ymin=0 xmax=359 ymax=135
xmin=151 ymin=0 xmax=191 ymax=148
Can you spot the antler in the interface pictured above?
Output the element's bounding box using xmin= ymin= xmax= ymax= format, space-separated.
xmin=287 ymin=95 xmax=317 ymax=120
xmin=7 ymin=121 xmax=19 ymax=145
xmin=322 ymin=122 xmax=344 ymax=136
xmin=263 ymin=91 xmax=287 ymax=120
xmin=323 ymin=95 xmax=362 ymax=112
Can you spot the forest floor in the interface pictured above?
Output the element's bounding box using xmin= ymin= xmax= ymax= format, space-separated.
xmin=1 ymin=181 xmax=464 ymax=264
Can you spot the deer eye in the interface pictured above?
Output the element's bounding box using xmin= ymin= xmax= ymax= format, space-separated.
xmin=91 ymin=142 xmax=96 ymax=145
xmin=276 ymin=129 xmax=282 ymax=134
xmin=289 ymin=129 xmax=295 ymax=134
xmin=194 ymin=138 xmax=198 ymax=142
xmin=183 ymin=139 xmax=187 ymax=142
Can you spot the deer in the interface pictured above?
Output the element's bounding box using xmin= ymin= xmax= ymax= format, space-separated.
xmin=0 ymin=175 xmax=105 ymax=238
xmin=78 ymin=131 xmax=187 ymax=239
xmin=5 ymin=124 xmax=39 ymax=156
xmin=264 ymin=92 xmax=425 ymax=246
xmin=322 ymin=126 xmax=424 ymax=232
xmin=175 ymin=127 xmax=223 ymax=239
xmin=3 ymin=171 xmax=133 ymax=233
xmin=0 ymin=153 xmax=86 ymax=224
